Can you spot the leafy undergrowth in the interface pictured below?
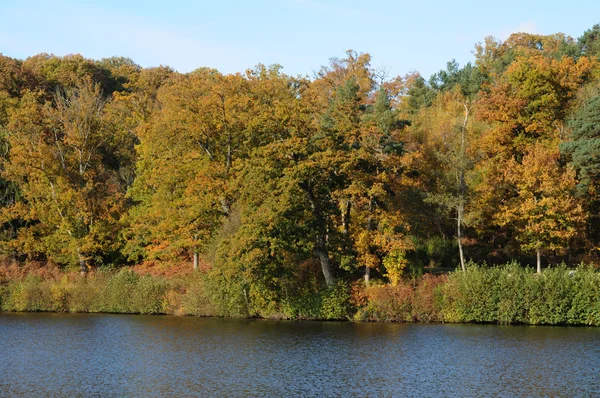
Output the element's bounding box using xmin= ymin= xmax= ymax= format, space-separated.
xmin=1 ymin=261 xmax=600 ymax=325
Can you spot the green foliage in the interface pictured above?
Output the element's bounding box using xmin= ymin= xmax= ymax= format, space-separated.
xmin=2 ymin=29 xmax=600 ymax=323
xmin=405 ymin=74 xmax=436 ymax=113
xmin=320 ymin=282 xmax=351 ymax=320
xmin=281 ymin=288 xmax=322 ymax=319
xmin=563 ymin=93 xmax=600 ymax=194
xmin=179 ymin=272 xmax=215 ymax=316
xmin=67 ymin=274 xmax=105 ymax=313
xmin=96 ymin=269 xmax=140 ymax=313
xmin=567 ymin=265 xmax=600 ymax=325
xmin=430 ymin=60 xmax=486 ymax=99
xmin=442 ymin=262 xmax=600 ymax=325
xmin=203 ymin=271 xmax=250 ymax=318
xmin=2 ymin=275 xmax=53 ymax=312
xmin=0 ymin=263 xmax=599 ymax=326
xmin=0 ymin=270 xmax=169 ymax=314
xmin=562 ymin=88 xmax=600 ymax=248
xmin=282 ymin=281 xmax=350 ymax=320
xmin=133 ymin=275 xmax=170 ymax=314
xmin=494 ymin=262 xmax=529 ymax=324
xmin=578 ymin=24 xmax=600 ymax=58
xmin=442 ymin=263 xmax=500 ymax=323
xmin=413 ymin=236 xmax=458 ymax=269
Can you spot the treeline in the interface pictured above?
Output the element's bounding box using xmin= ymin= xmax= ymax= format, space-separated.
xmin=1 ymin=25 xmax=600 ymax=313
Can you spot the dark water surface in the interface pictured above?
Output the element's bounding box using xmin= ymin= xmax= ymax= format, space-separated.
xmin=0 ymin=313 xmax=599 ymax=397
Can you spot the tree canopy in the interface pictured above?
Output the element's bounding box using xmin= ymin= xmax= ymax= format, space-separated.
xmin=0 ymin=24 xmax=600 ymax=310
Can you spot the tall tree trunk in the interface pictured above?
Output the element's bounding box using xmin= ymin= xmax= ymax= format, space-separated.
xmin=344 ymin=200 xmax=359 ymax=284
xmin=457 ymin=202 xmax=466 ymax=272
xmin=457 ymin=102 xmax=470 ymax=273
xmin=299 ymin=181 xmax=334 ymax=286
xmin=536 ymin=247 xmax=542 ymax=274
xmin=193 ymin=251 xmax=199 ymax=271
xmin=314 ymin=244 xmax=335 ymax=287
xmin=365 ymin=202 xmax=375 ymax=285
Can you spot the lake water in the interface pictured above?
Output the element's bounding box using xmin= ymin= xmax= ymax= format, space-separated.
xmin=0 ymin=313 xmax=599 ymax=397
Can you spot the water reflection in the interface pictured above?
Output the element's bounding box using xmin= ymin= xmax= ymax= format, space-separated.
xmin=1 ymin=313 xmax=599 ymax=396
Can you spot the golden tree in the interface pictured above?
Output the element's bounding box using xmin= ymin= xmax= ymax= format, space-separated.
xmin=496 ymin=144 xmax=586 ymax=272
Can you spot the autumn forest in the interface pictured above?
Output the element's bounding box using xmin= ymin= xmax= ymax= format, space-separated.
xmin=1 ymin=26 xmax=600 ymax=322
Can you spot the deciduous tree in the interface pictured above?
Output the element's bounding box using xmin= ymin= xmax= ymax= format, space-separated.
xmin=496 ymin=144 xmax=585 ymax=272
xmin=5 ymin=82 xmax=125 ymax=271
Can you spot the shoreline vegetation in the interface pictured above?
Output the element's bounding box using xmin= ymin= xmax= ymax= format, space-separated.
xmin=1 ymin=261 xmax=599 ymax=326
xmin=1 ymin=26 xmax=600 ymax=326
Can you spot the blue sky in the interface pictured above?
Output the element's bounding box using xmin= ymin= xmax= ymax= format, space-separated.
xmin=1 ymin=0 xmax=599 ymax=79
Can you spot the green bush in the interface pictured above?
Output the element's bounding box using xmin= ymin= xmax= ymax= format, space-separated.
xmin=68 ymin=273 xmax=106 ymax=312
xmin=2 ymin=276 xmax=53 ymax=312
xmin=91 ymin=270 xmax=170 ymax=314
xmin=529 ymin=265 xmax=573 ymax=325
xmin=281 ymin=281 xmax=350 ymax=320
xmin=282 ymin=288 xmax=322 ymax=319
xmin=320 ymin=282 xmax=350 ymax=320
xmin=180 ymin=272 xmax=216 ymax=316
xmin=495 ymin=262 xmax=529 ymax=324
xmin=132 ymin=275 xmax=170 ymax=314
xmin=1 ymin=262 xmax=600 ymax=326
xmin=442 ymin=262 xmax=600 ymax=326
xmin=96 ymin=269 xmax=140 ymax=313
xmin=568 ymin=265 xmax=600 ymax=325
xmin=442 ymin=263 xmax=500 ymax=323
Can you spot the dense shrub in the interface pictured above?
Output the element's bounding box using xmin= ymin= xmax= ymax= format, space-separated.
xmin=132 ymin=275 xmax=170 ymax=314
xmin=68 ymin=274 xmax=106 ymax=312
xmin=441 ymin=262 xmax=600 ymax=325
xmin=0 ymin=270 xmax=170 ymax=315
xmin=362 ymin=282 xmax=413 ymax=322
xmin=1 ymin=276 xmax=52 ymax=312
xmin=179 ymin=272 xmax=216 ymax=316
xmin=525 ymin=266 xmax=574 ymax=325
xmin=281 ymin=287 xmax=322 ymax=319
xmin=1 ymin=262 xmax=600 ymax=326
xmin=443 ymin=263 xmax=502 ymax=323
xmin=355 ymin=275 xmax=446 ymax=322
xmin=411 ymin=274 xmax=446 ymax=322
xmin=281 ymin=281 xmax=350 ymax=320
xmin=320 ymin=282 xmax=351 ymax=320
xmin=96 ymin=269 xmax=141 ymax=313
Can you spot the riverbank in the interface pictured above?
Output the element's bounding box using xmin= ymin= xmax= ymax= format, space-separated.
xmin=1 ymin=262 xmax=599 ymax=326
